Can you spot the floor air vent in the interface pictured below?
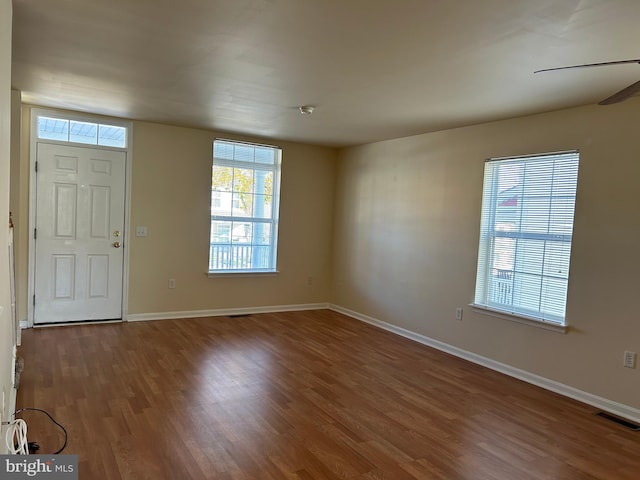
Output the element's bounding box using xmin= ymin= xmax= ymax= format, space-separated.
xmin=596 ymin=411 xmax=640 ymax=431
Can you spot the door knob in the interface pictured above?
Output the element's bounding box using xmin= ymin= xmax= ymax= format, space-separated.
xmin=113 ymin=242 xmax=121 ymax=248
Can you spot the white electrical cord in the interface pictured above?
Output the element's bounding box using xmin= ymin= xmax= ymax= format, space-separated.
xmin=5 ymin=418 xmax=29 ymax=454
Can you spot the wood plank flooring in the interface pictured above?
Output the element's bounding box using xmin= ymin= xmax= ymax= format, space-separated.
xmin=16 ymin=309 xmax=640 ymax=479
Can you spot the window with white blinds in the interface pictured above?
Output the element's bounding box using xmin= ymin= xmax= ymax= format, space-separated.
xmin=473 ymin=151 xmax=580 ymax=325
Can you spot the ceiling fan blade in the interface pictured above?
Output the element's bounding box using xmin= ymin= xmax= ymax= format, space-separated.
xmin=534 ymin=59 xmax=640 ymax=74
xmin=598 ymin=79 xmax=640 ymax=105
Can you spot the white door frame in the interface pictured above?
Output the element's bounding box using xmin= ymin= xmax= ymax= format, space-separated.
xmin=27 ymin=108 xmax=133 ymax=327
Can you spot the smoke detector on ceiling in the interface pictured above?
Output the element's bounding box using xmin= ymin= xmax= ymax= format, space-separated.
xmin=298 ymin=105 xmax=315 ymax=115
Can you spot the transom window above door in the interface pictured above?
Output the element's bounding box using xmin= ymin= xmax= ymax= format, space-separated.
xmin=37 ymin=115 xmax=128 ymax=148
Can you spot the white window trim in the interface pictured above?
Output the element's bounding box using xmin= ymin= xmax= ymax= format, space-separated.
xmin=209 ymin=138 xmax=282 ymax=274
xmin=33 ymin=109 xmax=130 ymax=150
xmin=470 ymin=303 xmax=568 ymax=333
xmin=207 ymin=271 xmax=279 ymax=278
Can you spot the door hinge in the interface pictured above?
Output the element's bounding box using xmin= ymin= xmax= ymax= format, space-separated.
xmin=33 ymin=295 xmax=35 ymax=306
xmin=35 ymin=161 xmax=38 ymax=173
xmin=34 ymin=228 xmax=37 ymax=240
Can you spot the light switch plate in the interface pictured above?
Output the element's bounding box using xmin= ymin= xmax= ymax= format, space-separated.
xmin=135 ymin=226 xmax=148 ymax=237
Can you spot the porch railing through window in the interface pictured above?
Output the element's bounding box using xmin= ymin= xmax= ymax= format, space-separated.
xmin=489 ymin=269 xmax=513 ymax=306
xmin=209 ymin=244 xmax=270 ymax=271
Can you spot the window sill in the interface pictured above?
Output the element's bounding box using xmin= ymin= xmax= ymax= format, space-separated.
xmin=469 ymin=304 xmax=568 ymax=334
xmin=207 ymin=270 xmax=279 ymax=278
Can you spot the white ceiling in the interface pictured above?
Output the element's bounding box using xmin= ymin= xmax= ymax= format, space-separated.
xmin=10 ymin=0 xmax=640 ymax=147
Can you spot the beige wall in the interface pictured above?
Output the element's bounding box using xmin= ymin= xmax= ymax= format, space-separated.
xmin=13 ymin=110 xmax=337 ymax=318
xmin=9 ymin=101 xmax=28 ymax=325
xmin=128 ymin=121 xmax=336 ymax=314
xmin=332 ymin=100 xmax=640 ymax=409
xmin=9 ymin=91 xmax=23 ymax=325
xmin=0 ymin=0 xmax=14 ymax=448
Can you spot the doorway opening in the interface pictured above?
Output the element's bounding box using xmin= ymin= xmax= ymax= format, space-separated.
xmin=27 ymin=109 xmax=132 ymax=326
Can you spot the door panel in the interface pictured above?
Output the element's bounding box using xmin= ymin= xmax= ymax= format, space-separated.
xmin=90 ymin=186 xmax=111 ymax=238
xmin=52 ymin=255 xmax=75 ymax=299
xmin=54 ymin=183 xmax=77 ymax=237
xmin=87 ymin=255 xmax=109 ymax=298
xmin=34 ymin=143 xmax=126 ymax=324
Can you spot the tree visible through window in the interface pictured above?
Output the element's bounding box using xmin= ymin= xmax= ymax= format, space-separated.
xmin=474 ymin=151 xmax=579 ymax=325
xmin=209 ymin=139 xmax=282 ymax=273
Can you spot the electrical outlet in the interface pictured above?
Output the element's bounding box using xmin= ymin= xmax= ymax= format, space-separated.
xmin=307 ymin=276 xmax=313 ymax=286
xmin=168 ymin=278 xmax=176 ymax=289
xmin=623 ymin=351 xmax=636 ymax=369
xmin=455 ymin=307 xmax=463 ymax=321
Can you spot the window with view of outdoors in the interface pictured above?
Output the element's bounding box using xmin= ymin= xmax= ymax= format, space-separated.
xmin=474 ymin=151 xmax=579 ymax=325
xmin=37 ymin=115 xmax=127 ymax=148
xmin=209 ymin=139 xmax=282 ymax=273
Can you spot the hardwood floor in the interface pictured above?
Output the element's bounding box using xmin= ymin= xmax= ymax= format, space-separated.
xmin=16 ymin=310 xmax=640 ymax=479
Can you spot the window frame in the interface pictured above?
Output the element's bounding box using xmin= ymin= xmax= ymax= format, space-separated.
xmin=35 ymin=113 xmax=129 ymax=149
xmin=472 ymin=150 xmax=580 ymax=331
xmin=208 ymin=139 xmax=282 ymax=275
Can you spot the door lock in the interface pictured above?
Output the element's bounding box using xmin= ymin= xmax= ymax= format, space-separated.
xmin=113 ymin=230 xmax=121 ymax=237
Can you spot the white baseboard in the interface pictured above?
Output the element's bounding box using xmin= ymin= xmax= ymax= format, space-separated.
xmin=329 ymin=304 xmax=640 ymax=424
xmin=127 ymin=303 xmax=330 ymax=322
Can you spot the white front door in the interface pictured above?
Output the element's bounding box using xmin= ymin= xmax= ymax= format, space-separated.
xmin=34 ymin=143 xmax=126 ymax=324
